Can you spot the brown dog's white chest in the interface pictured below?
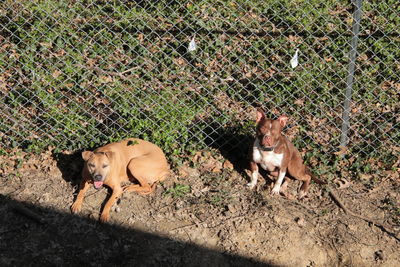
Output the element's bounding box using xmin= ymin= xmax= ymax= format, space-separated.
xmin=252 ymin=139 xmax=283 ymax=171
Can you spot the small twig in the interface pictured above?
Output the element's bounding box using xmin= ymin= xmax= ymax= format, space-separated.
xmin=208 ymin=214 xmax=247 ymax=228
xmin=362 ymin=176 xmax=391 ymax=195
xmin=157 ymin=198 xmax=178 ymax=211
xmin=0 ymin=227 xmax=21 ymax=235
xmin=119 ymin=66 xmax=139 ymax=75
xmin=11 ymin=203 xmax=46 ymax=225
xmin=77 ymin=63 xmax=135 ymax=81
xmin=169 ymin=214 xmax=247 ymax=232
xmin=92 ymin=66 xmax=130 ymax=81
xmin=168 ymin=221 xmax=200 ymax=232
xmin=328 ymin=189 xmax=400 ymax=242
xmin=291 ymin=198 xmax=318 ymax=215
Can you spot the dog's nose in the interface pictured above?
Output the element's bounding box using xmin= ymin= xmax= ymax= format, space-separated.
xmin=94 ymin=174 xmax=102 ymax=181
xmin=263 ymin=136 xmax=272 ymax=146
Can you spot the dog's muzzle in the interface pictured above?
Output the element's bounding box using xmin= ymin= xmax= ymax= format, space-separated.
xmin=93 ymin=174 xmax=104 ymax=189
xmin=263 ymin=135 xmax=272 ymax=146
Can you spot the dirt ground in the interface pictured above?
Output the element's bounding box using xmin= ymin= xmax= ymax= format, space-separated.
xmin=0 ymin=146 xmax=399 ymax=267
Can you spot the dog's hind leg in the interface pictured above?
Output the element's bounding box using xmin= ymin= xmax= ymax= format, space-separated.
xmin=124 ymin=158 xmax=155 ymax=195
xmin=123 ymin=183 xmax=156 ymax=195
xmin=288 ymin=163 xmax=311 ymax=199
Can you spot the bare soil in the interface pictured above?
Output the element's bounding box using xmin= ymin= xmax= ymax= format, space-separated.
xmin=0 ymin=147 xmax=399 ymax=267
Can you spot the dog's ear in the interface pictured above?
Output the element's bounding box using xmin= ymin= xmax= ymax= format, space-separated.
xmin=104 ymin=151 xmax=114 ymax=159
xmin=82 ymin=151 xmax=93 ymax=161
xmin=256 ymin=108 xmax=265 ymax=124
xmin=278 ymin=115 xmax=288 ymax=127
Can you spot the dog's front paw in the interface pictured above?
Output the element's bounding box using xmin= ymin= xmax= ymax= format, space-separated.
xmin=271 ymin=187 xmax=280 ymax=195
xmin=99 ymin=212 xmax=110 ymax=223
xmin=246 ymin=182 xmax=256 ymax=189
xmin=298 ymin=190 xmax=307 ymax=199
xmin=71 ymin=201 xmax=82 ymax=214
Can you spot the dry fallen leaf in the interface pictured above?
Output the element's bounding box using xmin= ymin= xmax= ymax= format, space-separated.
xmin=359 ymin=173 xmax=373 ymax=181
xmin=177 ymin=165 xmax=199 ymax=178
xmin=212 ymin=161 xmax=223 ymax=173
xmin=335 ymin=178 xmax=352 ymax=189
xmin=201 ymin=158 xmax=222 ymax=173
xmin=223 ymin=160 xmax=234 ymax=170
xmin=52 ymin=70 xmax=62 ymax=78
xmin=334 ymin=146 xmax=348 ymax=156
xmin=294 ymin=98 xmax=305 ymax=106
xmin=295 ymin=217 xmax=306 ymax=227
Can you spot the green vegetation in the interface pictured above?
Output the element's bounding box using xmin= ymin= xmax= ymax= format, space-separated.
xmin=0 ymin=0 xmax=398 ymax=177
xmin=164 ymin=183 xmax=191 ymax=198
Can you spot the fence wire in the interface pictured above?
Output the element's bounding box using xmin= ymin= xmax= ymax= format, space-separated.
xmin=0 ymin=0 xmax=399 ymax=175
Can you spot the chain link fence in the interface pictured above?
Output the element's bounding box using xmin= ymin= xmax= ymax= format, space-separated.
xmin=1 ymin=0 xmax=399 ymax=176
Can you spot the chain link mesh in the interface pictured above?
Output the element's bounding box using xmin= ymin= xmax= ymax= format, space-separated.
xmin=1 ymin=0 xmax=398 ymax=174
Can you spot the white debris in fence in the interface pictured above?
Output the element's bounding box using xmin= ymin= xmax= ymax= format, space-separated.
xmin=188 ymin=36 xmax=197 ymax=52
xmin=290 ymin=49 xmax=299 ymax=68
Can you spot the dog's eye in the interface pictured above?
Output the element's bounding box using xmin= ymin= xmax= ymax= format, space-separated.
xmin=88 ymin=163 xmax=95 ymax=168
xmin=102 ymin=164 xmax=108 ymax=168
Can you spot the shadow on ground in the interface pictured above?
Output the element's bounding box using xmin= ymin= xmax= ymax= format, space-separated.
xmin=53 ymin=150 xmax=84 ymax=186
xmin=202 ymin=120 xmax=252 ymax=175
xmin=0 ymin=194 xmax=276 ymax=267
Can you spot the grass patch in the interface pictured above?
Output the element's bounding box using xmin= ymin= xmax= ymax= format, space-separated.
xmin=164 ymin=183 xmax=191 ymax=199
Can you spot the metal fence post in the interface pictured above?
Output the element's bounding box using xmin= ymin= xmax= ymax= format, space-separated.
xmin=339 ymin=0 xmax=363 ymax=151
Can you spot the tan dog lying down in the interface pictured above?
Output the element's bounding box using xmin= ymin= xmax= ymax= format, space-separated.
xmin=71 ymin=138 xmax=170 ymax=222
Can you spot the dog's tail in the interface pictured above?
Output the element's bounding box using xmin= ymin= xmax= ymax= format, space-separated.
xmin=306 ymin=168 xmax=326 ymax=185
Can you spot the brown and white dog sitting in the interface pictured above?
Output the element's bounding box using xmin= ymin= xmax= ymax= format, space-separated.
xmin=71 ymin=138 xmax=170 ymax=222
xmin=247 ymin=108 xmax=313 ymax=198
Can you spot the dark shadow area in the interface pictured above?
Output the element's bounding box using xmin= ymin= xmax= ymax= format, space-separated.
xmin=54 ymin=150 xmax=84 ymax=187
xmin=200 ymin=118 xmax=279 ymax=188
xmin=0 ymin=194 xmax=277 ymax=267
xmin=202 ymin=120 xmax=252 ymax=177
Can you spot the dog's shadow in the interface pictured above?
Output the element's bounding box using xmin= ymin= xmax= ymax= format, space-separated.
xmin=54 ymin=150 xmax=84 ymax=187
xmin=202 ymin=120 xmax=252 ymax=176
xmin=202 ymin=120 xmax=277 ymax=188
